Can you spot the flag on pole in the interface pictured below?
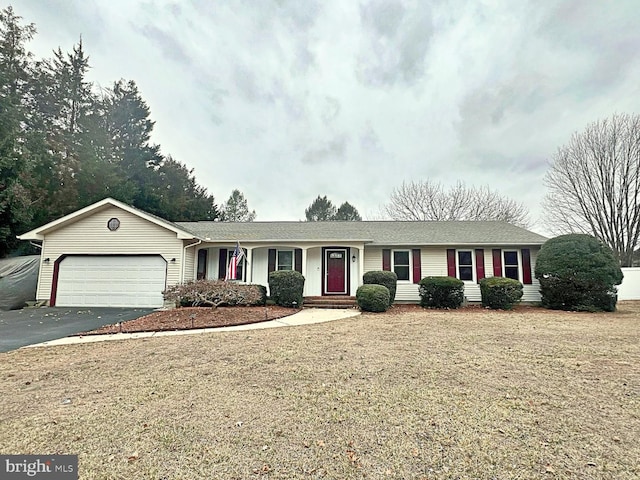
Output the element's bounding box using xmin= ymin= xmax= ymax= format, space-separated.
xmin=225 ymin=242 xmax=245 ymax=280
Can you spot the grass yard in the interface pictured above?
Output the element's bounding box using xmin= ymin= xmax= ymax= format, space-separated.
xmin=1 ymin=303 xmax=639 ymax=479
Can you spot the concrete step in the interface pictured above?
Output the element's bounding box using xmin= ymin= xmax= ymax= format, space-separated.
xmin=303 ymin=296 xmax=357 ymax=309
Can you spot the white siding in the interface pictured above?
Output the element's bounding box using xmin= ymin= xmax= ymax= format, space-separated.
xmin=362 ymin=245 xmax=542 ymax=303
xmin=37 ymin=206 xmax=184 ymax=303
xmin=183 ymin=242 xmax=197 ymax=282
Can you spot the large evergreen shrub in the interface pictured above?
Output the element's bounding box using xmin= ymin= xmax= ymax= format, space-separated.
xmin=363 ymin=270 xmax=398 ymax=305
xmin=479 ymin=277 xmax=523 ymax=310
xmin=268 ymin=270 xmax=305 ymax=308
xmin=419 ymin=276 xmax=465 ymax=309
xmin=534 ymin=234 xmax=623 ymax=312
xmin=356 ymin=284 xmax=390 ymax=312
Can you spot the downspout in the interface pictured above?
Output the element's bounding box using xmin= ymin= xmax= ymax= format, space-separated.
xmin=181 ymin=239 xmax=202 ymax=283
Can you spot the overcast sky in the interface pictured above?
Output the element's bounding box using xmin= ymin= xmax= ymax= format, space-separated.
xmin=14 ymin=0 xmax=640 ymax=233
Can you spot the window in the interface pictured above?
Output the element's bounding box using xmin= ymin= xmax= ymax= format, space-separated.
xmin=277 ymin=250 xmax=293 ymax=271
xmin=393 ymin=250 xmax=410 ymax=281
xmin=503 ymin=251 xmax=519 ymax=280
xmin=226 ymin=249 xmax=245 ymax=281
xmin=107 ymin=218 xmax=120 ymax=231
xmin=458 ymin=250 xmax=473 ymax=281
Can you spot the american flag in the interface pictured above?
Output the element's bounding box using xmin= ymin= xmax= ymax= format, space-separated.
xmin=225 ymin=242 xmax=244 ymax=280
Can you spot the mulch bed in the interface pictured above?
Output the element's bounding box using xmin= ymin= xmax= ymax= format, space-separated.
xmin=79 ymin=305 xmax=296 ymax=335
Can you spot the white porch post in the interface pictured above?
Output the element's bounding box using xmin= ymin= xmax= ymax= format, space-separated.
xmin=246 ymin=247 xmax=253 ymax=283
xmin=301 ymin=247 xmax=308 ymax=295
xmin=358 ymin=247 xmax=365 ymax=288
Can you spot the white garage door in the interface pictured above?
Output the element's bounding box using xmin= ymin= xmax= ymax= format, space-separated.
xmin=56 ymin=256 xmax=167 ymax=308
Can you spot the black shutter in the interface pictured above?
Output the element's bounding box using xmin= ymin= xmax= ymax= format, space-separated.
xmin=295 ymin=248 xmax=302 ymax=273
xmin=268 ymin=249 xmax=276 ymax=273
xmin=218 ymin=248 xmax=227 ymax=279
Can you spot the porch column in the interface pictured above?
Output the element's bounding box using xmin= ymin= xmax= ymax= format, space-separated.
xmin=358 ymin=247 xmax=365 ymax=288
xmin=246 ymin=247 xmax=253 ymax=283
xmin=301 ymin=247 xmax=308 ymax=295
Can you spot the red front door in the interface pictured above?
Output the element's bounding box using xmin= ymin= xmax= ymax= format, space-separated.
xmin=325 ymin=249 xmax=347 ymax=294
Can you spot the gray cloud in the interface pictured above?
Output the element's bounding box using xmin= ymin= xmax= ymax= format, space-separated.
xmin=301 ymin=135 xmax=349 ymax=164
xmin=139 ymin=24 xmax=192 ymax=65
xmin=14 ymin=0 xmax=640 ymax=230
xmin=357 ymin=0 xmax=434 ymax=87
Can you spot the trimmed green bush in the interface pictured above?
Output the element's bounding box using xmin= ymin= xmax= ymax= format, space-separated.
xmin=419 ymin=276 xmax=465 ymax=309
xmin=163 ymin=280 xmax=264 ymax=308
xmin=479 ymin=277 xmax=523 ymax=310
xmin=363 ymin=270 xmax=398 ymax=305
xmin=534 ymin=234 xmax=623 ymax=312
xmin=356 ymin=284 xmax=390 ymax=312
xmin=268 ymin=270 xmax=305 ymax=308
xmin=254 ymin=284 xmax=267 ymax=306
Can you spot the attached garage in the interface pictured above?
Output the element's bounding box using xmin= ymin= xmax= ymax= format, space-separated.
xmin=54 ymin=255 xmax=168 ymax=308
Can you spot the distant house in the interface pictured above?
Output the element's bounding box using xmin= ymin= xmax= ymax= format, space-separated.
xmin=18 ymin=198 xmax=548 ymax=308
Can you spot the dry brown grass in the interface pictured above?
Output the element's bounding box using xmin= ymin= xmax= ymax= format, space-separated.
xmin=1 ymin=302 xmax=639 ymax=479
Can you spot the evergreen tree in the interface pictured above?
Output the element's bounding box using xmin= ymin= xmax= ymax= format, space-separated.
xmin=221 ymin=189 xmax=256 ymax=222
xmin=305 ymin=196 xmax=361 ymax=221
xmin=0 ymin=6 xmax=35 ymax=256
xmin=334 ymin=202 xmax=362 ymax=221
xmin=305 ymin=195 xmax=336 ymax=221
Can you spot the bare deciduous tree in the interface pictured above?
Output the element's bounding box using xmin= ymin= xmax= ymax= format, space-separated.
xmin=384 ymin=180 xmax=530 ymax=227
xmin=543 ymin=113 xmax=640 ymax=266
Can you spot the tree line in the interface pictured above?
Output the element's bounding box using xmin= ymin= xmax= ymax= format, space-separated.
xmin=0 ymin=6 xmax=219 ymax=256
xmin=2 ymin=7 xmax=637 ymax=266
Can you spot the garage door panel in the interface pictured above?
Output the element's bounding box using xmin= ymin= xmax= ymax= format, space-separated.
xmin=56 ymin=256 xmax=167 ymax=308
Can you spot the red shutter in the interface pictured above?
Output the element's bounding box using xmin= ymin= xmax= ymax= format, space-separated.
xmin=447 ymin=249 xmax=456 ymax=277
xmin=295 ymin=248 xmax=302 ymax=273
xmin=268 ymin=249 xmax=276 ymax=273
xmin=412 ymin=249 xmax=421 ymax=284
xmin=382 ymin=249 xmax=391 ymax=271
xmin=522 ymin=248 xmax=532 ymax=284
xmin=475 ymin=249 xmax=485 ymax=283
xmin=218 ymin=248 xmax=227 ymax=279
xmin=492 ymin=249 xmax=502 ymax=277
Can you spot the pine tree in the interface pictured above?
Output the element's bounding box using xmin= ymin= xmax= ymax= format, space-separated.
xmin=221 ymin=189 xmax=256 ymax=222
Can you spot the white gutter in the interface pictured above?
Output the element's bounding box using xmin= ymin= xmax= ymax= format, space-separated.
xmin=181 ymin=239 xmax=202 ymax=283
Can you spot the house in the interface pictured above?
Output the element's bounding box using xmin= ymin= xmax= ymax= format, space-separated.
xmin=17 ymin=198 xmax=548 ymax=308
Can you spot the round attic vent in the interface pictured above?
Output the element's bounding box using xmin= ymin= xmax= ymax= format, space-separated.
xmin=107 ymin=217 xmax=120 ymax=231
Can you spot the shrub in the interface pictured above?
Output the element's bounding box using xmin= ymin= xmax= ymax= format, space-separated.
xmin=356 ymin=284 xmax=390 ymax=312
xmin=534 ymin=234 xmax=623 ymax=312
xmin=363 ymin=270 xmax=398 ymax=305
xmin=419 ymin=276 xmax=465 ymax=309
xmin=254 ymin=284 xmax=267 ymax=306
xmin=268 ymin=270 xmax=305 ymax=308
xmin=163 ymin=280 xmax=264 ymax=308
xmin=479 ymin=277 xmax=523 ymax=310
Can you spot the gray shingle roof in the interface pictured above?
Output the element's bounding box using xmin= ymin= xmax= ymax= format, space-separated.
xmin=174 ymin=221 xmax=548 ymax=246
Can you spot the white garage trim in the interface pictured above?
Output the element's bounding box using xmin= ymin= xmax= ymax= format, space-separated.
xmin=53 ymin=255 xmax=167 ymax=308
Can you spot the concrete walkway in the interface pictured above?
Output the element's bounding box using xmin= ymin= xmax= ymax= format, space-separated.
xmin=25 ymin=308 xmax=361 ymax=349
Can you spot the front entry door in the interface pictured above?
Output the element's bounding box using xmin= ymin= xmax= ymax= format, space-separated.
xmin=325 ymin=248 xmax=347 ymax=294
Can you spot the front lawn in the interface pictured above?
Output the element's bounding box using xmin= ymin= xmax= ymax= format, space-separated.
xmin=1 ymin=303 xmax=638 ymax=479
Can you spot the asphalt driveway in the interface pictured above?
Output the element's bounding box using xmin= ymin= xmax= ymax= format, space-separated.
xmin=0 ymin=307 xmax=154 ymax=353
